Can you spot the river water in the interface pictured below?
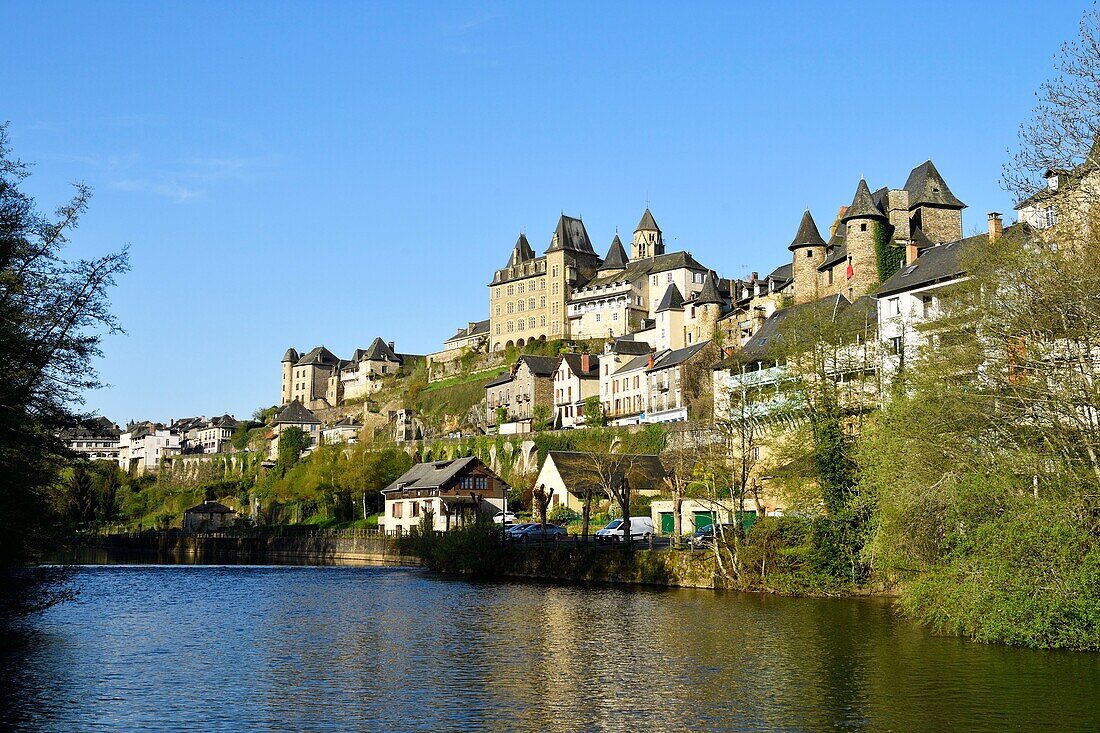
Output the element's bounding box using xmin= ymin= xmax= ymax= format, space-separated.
xmin=2 ymin=564 xmax=1097 ymax=732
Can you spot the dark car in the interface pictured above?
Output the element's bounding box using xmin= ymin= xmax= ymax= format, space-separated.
xmin=504 ymin=523 xmax=536 ymax=540
xmin=514 ymin=524 xmax=568 ymax=543
xmin=689 ymin=523 xmax=736 ymax=549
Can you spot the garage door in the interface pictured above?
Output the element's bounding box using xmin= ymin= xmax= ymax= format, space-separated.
xmin=660 ymin=512 xmax=675 ymax=534
xmin=693 ymin=511 xmax=716 ymax=530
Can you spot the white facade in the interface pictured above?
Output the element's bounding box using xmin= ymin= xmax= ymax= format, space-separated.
xmin=118 ymin=426 xmax=181 ymax=471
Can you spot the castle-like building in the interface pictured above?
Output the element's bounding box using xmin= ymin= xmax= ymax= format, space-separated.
xmin=489 ymin=209 xmax=729 ymax=352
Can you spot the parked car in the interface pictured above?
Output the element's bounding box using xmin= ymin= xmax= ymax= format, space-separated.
xmin=513 ymin=523 xmax=568 ymax=543
xmin=595 ymin=517 xmax=654 ymax=543
xmin=689 ymin=523 xmax=736 ymax=549
xmin=492 ymin=510 xmax=518 ymax=524
xmin=504 ymin=523 xmax=535 ymax=540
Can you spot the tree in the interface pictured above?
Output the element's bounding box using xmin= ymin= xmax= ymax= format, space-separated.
xmin=572 ymin=430 xmax=645 ymax=548
xmin=581 ymin=396 xmax=606 ymax=427
xmin=231 ymin=420 xmax=258 ymax=451
xmin=532 ymin=483 xmax=553 ymax=540
xmin=0 ymin=124 xmax=129 ymax=620
xmin=532 ymin=404 xmax=551 ymax=432
xmin=276 ymin=427 xmax=311 ymax=474
xmin=1003 ymin=8 xmax=1100 ymax=203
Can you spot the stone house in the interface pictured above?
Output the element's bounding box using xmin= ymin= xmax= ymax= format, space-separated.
xmin=533 ymin=451 xmax=665 ymax=513
xmin=118 ymin=422 xmax=181 ymax=473
xmin=281 ymin=340 xmax=420 ymax=409
xmin=182 ymin=500 xmax=236 ymax=532
xmin=1015 ymin=150 xmax=1100 ymax=251
xmin=484 ymin=355 xmax=556 ymax=431
xmin=322 ymin=415 xmax=362 ymax=445
xmin=553 ymin=352 xmax=600 ymax=428
xmin=197 ymin=414 xmax=238 ymax=454
xmin=282 ymin=346 xmax=341 ymax=409
xmin=380 ymin=457 xmax=507 ymax=534
xmin=718 ymin=264 xmax=793 ymax=348
xmin=60 ymin=416 xmax=122 ymax=462
xmin=269 ymin=400 xmax=321 ymax=458
xmin=645 ymin=340 xmax=720 ymax=423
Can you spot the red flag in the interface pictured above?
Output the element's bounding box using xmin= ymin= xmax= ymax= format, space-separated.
xmin=846 ymin=261 xmax=854 ymax=279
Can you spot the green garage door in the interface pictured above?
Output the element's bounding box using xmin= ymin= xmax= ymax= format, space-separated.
xmin=693 ymin=511 xmax=716 ymax=530
xmin=660 ymin=512 xmax=675 ymax=534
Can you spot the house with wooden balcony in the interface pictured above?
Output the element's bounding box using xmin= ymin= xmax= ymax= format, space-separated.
xmin=380 ymin=457 xmax=507 ymax=534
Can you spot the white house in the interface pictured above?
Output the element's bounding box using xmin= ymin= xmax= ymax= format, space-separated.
xmin=118 ymin=422 xmax=181 ymax=472
xmin=533 ymin=451 xmax=665 ymax=513
xmin=553 ymin=352 xmax=600 ymax=428
xmin=323 ymin=416 xmax=362 ymax=445
xmin=60 ymin=416 xmax=122 ymax=462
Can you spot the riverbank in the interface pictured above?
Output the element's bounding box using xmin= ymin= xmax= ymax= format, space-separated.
xmin=91 ymin=531 xmax=421 ymax=566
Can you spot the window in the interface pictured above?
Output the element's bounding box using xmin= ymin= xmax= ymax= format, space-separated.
xmin=507 ymin=321 xmax=514 ymax=333
xmin=806 ymin=249 xmax=812 ymax=258
xmin=528 ymin=317 xmax=535 ymax=329
xmin=495 ymin=305 xmax=500 ymax=316
xmin=652 ymin=275 xmax=658 ymax=285
xmin=392 ymin=502 xmax=403 ymax=518
xmin=889 ymin=297 xmax=900 ymax=316
xmin=518 ymin=301 xmax=525 ymax=312
xmin=495 ymin=324 xmax=501 ymax=335
xmin=540 ymin=315 xmax=546 ymax=326
xmin=634 ymin=375 xmax=639 ymax=388
xmin=612 ymin=312 xmax=618 ymax=321
xmin=552 ymin=266 xmax=559 ymax=277
xmin=860 ymin=223 xmax=867 ymax=231
xmin=528 ymin=298 xmax=535 ymax=309
xmin=540 ymin=296 xmax=546 ymax=308
xmin=411 ymin=501 xmax=420 ymax=517
xmin=541 ymin=279 xmax=546 ymax=290
xmin=507 ymin=285 xmax=514 ymax=295
xmin=507 ymin=302 xmax=514 ymax=314
xmin=596 ymin=313 xmax=601 ymax=323
xmin=827 ymin=268 xmax=834 ymax=285
xmin=890 ymin=336 xmax=903 ymax=355
xmin=667 ymin=273 xmax=673 ymax=282
xmin=922 ymin=295 xmax=934 ymax=318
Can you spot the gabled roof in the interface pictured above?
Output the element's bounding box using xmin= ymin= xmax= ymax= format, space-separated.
xmin=841 ymin=179 xmax=886 ymax=222
xmin=282 ymin=348 xmax=300 ymax=363
xmin=599 ymin=235 xmax=629 ymax=271
xmin=546 ymin=451 xmax=666 ymax=492
xmin=362 ymin=337 xmax=399 ymax=362
xmin=209 ymin=414 xmax=238 ymax=429
xmin=904 ymin=160 xmax=965 ymax=209
xmin=383 ymin=457 xmax=505 ymax=493
xmin=607 ymin=337 xmax=653 ymax=356
xmin=546 ymin=214 xmax=595 ymax=254
xmin=714 ymin=294 xmax=850 ymax=367
xmin=874 ymin=232 xmax=989 ymax=298
xmin=789 ymin=209 xmax=827 ymax=250
xmin=581 ymin=250 xmax=709 ymax=290
xmin=444 ymin=319 xmax=490 ymax=344
xmin=61 ymin=415 xmax=122 ymax=440
xmin=294 ymin=346 xmax=341 ymax=367
xmin=694 ymin=271 xmax=724 ymax=305
xmin=819 ymin=242 xmax=848 ymax=272
xmin=516 ymin=354 xmax=558 ymax=377
xmin=656 ymin=283 xmax=685 ymax=312
xmin=560 ymin=353 xmax=600 ymax=378
xmin=648 ymin=341 xmax=711 ymax=372
xmin=274 ymin=400 xmax=320 ymax=425
xmin=635 ymin=208 xmax=661 ymax=233
xmin=484 ymin=370 xmax=514 ymax=388
xmin=183 ymin=500 xmax=235 ymax=515
xmin=506 ymin=233 xmax=536 ymax=267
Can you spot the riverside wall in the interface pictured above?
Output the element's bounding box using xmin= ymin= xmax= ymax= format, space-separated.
xmin=98 ymin=531 xmax=421 ymax=567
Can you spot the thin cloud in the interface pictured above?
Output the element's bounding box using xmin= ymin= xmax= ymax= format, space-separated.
xmin=109 ymin=179 xmax=202 ymax=202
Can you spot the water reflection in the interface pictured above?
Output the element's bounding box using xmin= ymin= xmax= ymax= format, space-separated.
xmin=2 ymin=565 xmax=1098 ymax=732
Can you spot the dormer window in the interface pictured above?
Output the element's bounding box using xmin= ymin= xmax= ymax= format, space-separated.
xmin=1047 ymin=174 xmax=1060 ymax=190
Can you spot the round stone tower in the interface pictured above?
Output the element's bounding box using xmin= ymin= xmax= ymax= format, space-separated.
xmin=841 ymin=179 xmax=888 ymax=301
xmin=281 ymin=348 xmax=299 ymax=406
xmin=789 ymin=209 xmax=826 ymax=304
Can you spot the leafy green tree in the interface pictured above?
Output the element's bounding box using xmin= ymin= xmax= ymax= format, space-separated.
xmin=581 ymin=396 xmax=606 ymax=427
xmin=532 ymin=404 xmax=551 ymax=432
xmin=276 ymin=427 xmax=311 ymax=474
xmin=231 ymin=421 xmax=258 ymax=451
xmin=0 ymin=125 xmax=128 ymax=620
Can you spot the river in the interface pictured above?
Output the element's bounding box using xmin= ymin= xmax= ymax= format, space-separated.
xmin=2 ymin=563 xmax=1097 ymax=732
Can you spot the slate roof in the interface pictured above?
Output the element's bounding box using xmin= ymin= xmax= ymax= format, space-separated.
xmin=874 ymin=232 xmax=989 ymax=298
xmin=382 ymin=457 xmax=504 ymax=493
xmin=362 ymin=337 xmax=399 ymax=362
xmin=608 ymin=337 xmax=653 ymax=356
xmin=546 ymin=451 xmax=666 ymax=492
xmin=647 ymin=341 xmax=711 ymax=372
xmin=819 ymin=242 xmax=848 ymax=272
xmin=655 ymin=283 xmax=685 ymax=312
xmin=789 ymin=210 xmax=827 ymax=250
xmin=517 ymin=354 xmax=558 ymax=377
xmin=694 ymin=271 xmax=725 ymax=305
xmin=560 ymin=353 xmax=600 ymax=378
xmin=546 ymin=214 xmax=596 ymax=254
xmin=282 ymin=348 xmax=300 ymax=363
xmin=484 ymin=371 xmax=515 ymax=388
xmin=599 ymin=235 xmax=629 ymax=271
xmin=841 ymin=179 xmax=887 ymax=222
xmin=444 ymin=319 xmax=490 ymax=344
xmin=61 ymin=415 xmax=122 ymax=440
xmin=332 ymin=416 xmax=363 ymax=428
xmin=294 ymin=346 xmax=341 ymax=367
xmin=273 ymin=400 xmax=320 ymax=425
xmin=635 ymin=208 xmax=661 ymax=233
xmin=183 ymin=500 xmax=235 ymax=515
xmin=613 ymin=353 xmax=654 ymax=375
xmin=506 ymin=233 xmax=536 ymax=267
xmin=904 ymin=160 xmax=965 ymax=209
xmin=582 ymin=251 xmax=709 ymax=290
xmin=714 ymin=294 xmax=850 ymax=367
xmin=209 ymin=414 xmax=238 ymax=429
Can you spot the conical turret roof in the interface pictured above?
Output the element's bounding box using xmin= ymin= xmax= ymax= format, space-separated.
xmin=841 ymin=179 xmax=886 ymax=222
xmin=695 ymin=271 xmax=724 ymax=305
xmin=788 ymin=209 xmax=827 ymax=250
xmin=506 ymin=233 xmax=536 ymax=267
xmin=282 ymin=348 xmax=300 ymax=363
xmin=546 ymin=214 xmax=595 ymax=254
xmin=656 ymin=283 xmax=685 ymax=312
xmin=635 ymin=207 xmax=660 ymax=233
xmin=599 ymin=234 xmax=629 ymax=271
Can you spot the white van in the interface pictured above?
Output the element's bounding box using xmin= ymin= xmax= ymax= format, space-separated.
xmin=595 ymin=517 xmax=655 ymax=543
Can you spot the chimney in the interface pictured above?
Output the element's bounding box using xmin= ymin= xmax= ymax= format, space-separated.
xmin=987 ymin=212 xmax=1003 ymax=243
xmin=724 ymin=346 xmax=736 ymax=358
xmin=387 ymin=341 xmax=395 ymax=352
xmin=647 ymin=354 xmax=655 ymax=369
xmin=750 ymin=271 xmax=758 ymax=282
xmin=905 ymin=240 xmax=920 ymax=266
xmin=581 ymin=353 xmax=590 ymax=373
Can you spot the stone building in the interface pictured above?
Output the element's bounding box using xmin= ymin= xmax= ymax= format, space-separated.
xmin=60 ymin=416 xmax=122 ymax=462
xmin=281 ymin=339 xmax=419 ymax=409
xmin=269 ymin=400 xmax=321 ymax=458
xmin=483 ymin=355 xmax=557 ymax=432
xmin=182 ymin=500 xmax=236 ymax=532
xmin=489 ymin=216 xmax=602 ymax=351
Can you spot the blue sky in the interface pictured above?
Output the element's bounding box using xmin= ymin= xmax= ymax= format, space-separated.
xmin=3 ymin=1 xmax=1089 ymax=424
